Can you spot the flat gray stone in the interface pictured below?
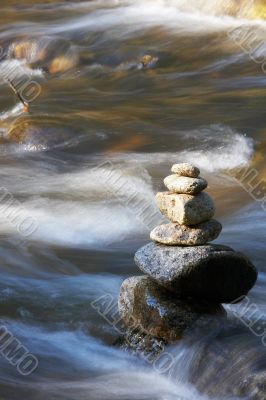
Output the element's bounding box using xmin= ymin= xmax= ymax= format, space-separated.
xmin=171 ymin=163 xmax=200 ymax=178
xmin=150 ymin=219 xmax=222 ymax=245
xmin=156 ymin=191 xmax=215 ymax=225
xmin=134 ymin=243 xmax=258 ymax=303
xmin=164 ymin=175 xmax=207 ymax=195
xmin=118 ymin=276 xmax=225 ymax=342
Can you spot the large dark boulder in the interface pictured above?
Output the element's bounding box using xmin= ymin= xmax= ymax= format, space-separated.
xmin=134 ymin=243 xmax=257 ymax=303
xmin=118 ymin=276 xmax=225 ymax=342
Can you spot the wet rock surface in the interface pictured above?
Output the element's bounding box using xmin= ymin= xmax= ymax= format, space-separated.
xmin=118 ymin=317 xmax=266 ymax=400
xmin=135 ymin=242 xmax=257 ymax=303
xmin=118 ymin=276 xmax=224 ymax=341
xmin=9 ymin=36 xmax=79 ymax=74
xmin=184 ymin=320 xmax=266 ymax=400
xmin=6 ymin=116 xmax=84 ymax=151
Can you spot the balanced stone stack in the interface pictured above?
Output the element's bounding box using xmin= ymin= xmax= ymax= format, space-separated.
xmin=118 ymin=163 xmax=258 ymax=342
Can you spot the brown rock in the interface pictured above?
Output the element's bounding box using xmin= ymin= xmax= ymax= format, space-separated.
xmin=118 ymin=276 xmax=225 ymax=342
xmin=9 ymin=36 xmax=79 ymax=74
xmin=47 ymin=49 xmax=79 ymax=74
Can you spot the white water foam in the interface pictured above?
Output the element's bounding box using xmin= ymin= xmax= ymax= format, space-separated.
xmin=0 ymin=317 xmax=209 ymax=400
xmin=39 ymin=372 xmax=208 ymax=400
xmin=0 ymin=126 xmax=254 ymax=247
xmin=177 ymin=134 xmax=254 ymax=173
xmin=50 ymin=0 xmax=266 ymax=39
xmin=0 ymin=59 xmax=44 ymax=81
xmin=0 ymin=103 xmax=25 ymax=120
xmin=113 ymin=125 xmax=255 ymax=173
xmin=0 ymin=163 xmax=160 ymax=247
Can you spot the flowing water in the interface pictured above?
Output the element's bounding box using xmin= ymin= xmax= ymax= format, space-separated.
xmin=0 ymin=0 xmax=266 ymax=399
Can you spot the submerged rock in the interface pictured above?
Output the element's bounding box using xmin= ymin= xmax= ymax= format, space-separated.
xmin=164 ymin=175 xmax=208 ymax=195
xmin=150 ymin=219 xmax=222 ymax=246
xmin=117 ymin=54 xmax=158 ymax=72
xmin=184 ymin=320 xmax=266 ymax=400
xmin=135 ymin=243 xmax=257 ymax=303
xmin=240 ymin=372 xmax=266 ymax=400
xmin=6 ymin=116 xmax=83 ymax=150
xmin=171 ymin=162 xmax=200 ymax=178
xmin=156 ymin=191 xmax=215 ymax=225
xmin=9 ymin=40 xmax=40 ymax=61
xmin=9 ymin=36 xmax=79 ymax=74
xmin=118 ymin=276 xmax=224 ymax=342
xmin=47 ymin=50 xmax=79 ymax=75
xmin=138 ymin=55 xmax=159 ymax=69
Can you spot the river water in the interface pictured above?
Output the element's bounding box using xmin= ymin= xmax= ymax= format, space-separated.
xmin=0 ymin=1 xmax=265 ymax=399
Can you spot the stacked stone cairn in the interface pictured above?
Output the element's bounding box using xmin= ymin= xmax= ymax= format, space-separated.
xmin=118 ymin=163 xmax=258 ymax=342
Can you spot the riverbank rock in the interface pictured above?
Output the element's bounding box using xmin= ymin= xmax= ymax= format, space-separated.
xmin=118 ymin=276 xmax=225 ymax=341
xmin=164 ymin=175 xmax=208 ymax=195
xmin=171 ymin=162 xmax=200 ymax=177
xmin=150 ymin=219 xmax=222 ymax=246
xmin=156 ymin=191 xmax=215 ymax=225
xmin=135 ymin=243 xmax=257 ymax=303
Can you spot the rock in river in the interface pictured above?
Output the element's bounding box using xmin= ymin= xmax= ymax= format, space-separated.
xmin=156 ymin=191 xmax=215 ymax=225
xmin=164 ymin=175 xmax=208 ymax=195
xmin=118 ymin=276 xmax=224 ymax=341
xmin=9 ymin=36 xmax=79 ymax=74
xmin=134 ymin=243 xmax=258 ymax=303
xmin=150 ymin=219 xmax=222 ymax=246
xmin=6 ymin=115 xmax=84 ymax=151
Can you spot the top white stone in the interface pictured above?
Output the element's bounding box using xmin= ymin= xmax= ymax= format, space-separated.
xmin=171 ymin=163 xmax=200 ymax=178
